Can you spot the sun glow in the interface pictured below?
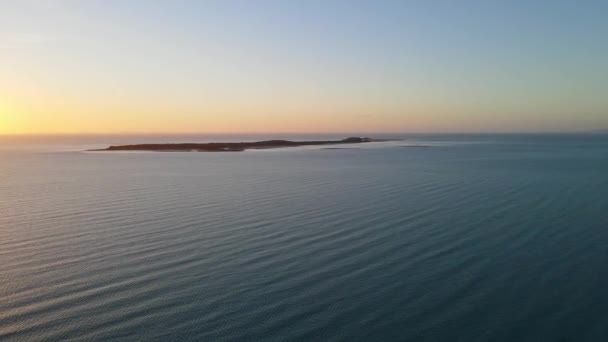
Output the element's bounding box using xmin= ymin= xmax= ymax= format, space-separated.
xmin=0 ymin=101 xmax=21 ymax=134
xmin=0 ymin=107 xmax=11 ymax=133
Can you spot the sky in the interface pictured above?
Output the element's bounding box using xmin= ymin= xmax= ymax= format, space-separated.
xmin=1 ymin=0 xmax=607 ymax=134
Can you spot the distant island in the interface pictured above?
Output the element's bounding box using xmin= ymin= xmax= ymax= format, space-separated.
xmin=90 ymin=137 xmax=381 ymax=152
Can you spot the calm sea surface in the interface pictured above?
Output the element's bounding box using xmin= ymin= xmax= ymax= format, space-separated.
xmin=1 ymin=134 xmax=608 ymax=341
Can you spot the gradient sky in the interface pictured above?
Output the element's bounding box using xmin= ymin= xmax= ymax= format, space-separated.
xmin=1 ymin=0 xmax=607 ymax=134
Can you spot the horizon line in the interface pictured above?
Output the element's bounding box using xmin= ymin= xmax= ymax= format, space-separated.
xmin=1 ymin=130 xmax=606 ymax=137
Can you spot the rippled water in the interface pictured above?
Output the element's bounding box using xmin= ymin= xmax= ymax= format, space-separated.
xmin=1 ymin=134 xmax=608 ymax=341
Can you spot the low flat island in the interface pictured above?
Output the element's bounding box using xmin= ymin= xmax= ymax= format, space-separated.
xmin=90 ymin=137 xmax=381 ymax=152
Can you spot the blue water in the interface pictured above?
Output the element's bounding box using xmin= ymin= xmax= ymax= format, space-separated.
xmin=1 ymin=134 xmax=607 ymax=341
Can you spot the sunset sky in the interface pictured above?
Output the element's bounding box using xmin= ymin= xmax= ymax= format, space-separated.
xmin=1 ymin=0 xmax=607 ymax=134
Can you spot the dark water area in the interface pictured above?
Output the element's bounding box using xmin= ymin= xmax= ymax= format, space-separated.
xmin=1 ymin=134 xmax=608 ymax=341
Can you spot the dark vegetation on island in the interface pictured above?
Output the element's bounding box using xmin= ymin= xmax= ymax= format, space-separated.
xmin=91 ymin=137 xmax=381 ymax=152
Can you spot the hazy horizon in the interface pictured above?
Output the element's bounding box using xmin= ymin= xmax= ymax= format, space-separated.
xmin=1 ymin=129 xmax=607 ymax=138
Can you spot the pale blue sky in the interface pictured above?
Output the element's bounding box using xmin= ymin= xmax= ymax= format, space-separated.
xmin=1 ymin=0 xmax=607 ymax=133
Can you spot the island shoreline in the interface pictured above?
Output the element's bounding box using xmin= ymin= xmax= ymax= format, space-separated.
xmin=89 ymin=137 xmax=394 ymax=152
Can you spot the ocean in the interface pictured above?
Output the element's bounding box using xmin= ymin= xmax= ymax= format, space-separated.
xmin=1 ymin=134 xmax=607 ymax=341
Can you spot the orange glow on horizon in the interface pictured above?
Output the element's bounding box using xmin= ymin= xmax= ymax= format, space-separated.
xmin=0 ymin=100 xmax=426 ymax=135
xmin=0 ymin=101 xmax=20 ymax=134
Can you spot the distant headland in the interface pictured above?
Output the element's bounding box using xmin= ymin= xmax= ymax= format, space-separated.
xmin=90 ymin=137 xmax=382 ymax=152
